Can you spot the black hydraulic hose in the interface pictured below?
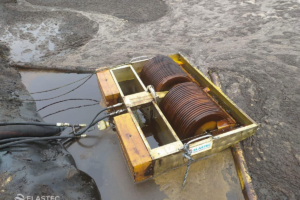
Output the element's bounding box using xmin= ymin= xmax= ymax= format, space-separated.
xmin=74 ymin=106 xmax=126 ymax=136
xmin=61 ymin=115 xmax=109 ymax=148
xmin=0 ymin=135 xmax=81 ymax=150
xmin=42 ymin=103 xmax=99 ymax=118
xmin=73 ymin=103 xmax=122 ymax=136
xmin=0 ymin=125 xmax=66 ymax=140
xmin=0 ymin=112 xmax=125 ymax=148
xmin=0 ymin=114 xmax=114 ymax=149
xmin=30 ymin=74 xmax=92 ymax=94
xmin=23 ymin=73 xmax=94 ymax=102
xmin=90 ymin=117 xmax=107 ymax=127
xmin=0 ymin=104 xmax=125 ymax=148
xmin=0 ymin=137 xmax=33 ymax=144
xmin=0 ymin=122 xmax=58 ymax=126
xmin=38 ymin=98 xmax=100 ymax=111
xmin=74 ymin=115 xmax=109 ymax=136
xmin=0 ymin=122 xmax=85 ymax=128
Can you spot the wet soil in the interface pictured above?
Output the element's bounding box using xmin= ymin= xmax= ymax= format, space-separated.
xmin=0 ymin=46 xmax=101 ymax=200
xmin=0 ymin=44 xmax=40 ymax=123
xmin=216 ymin=61 xmax=300 ymax=199
xmin=1 ymin=0 xmax=300 ymax=199
xmin=0 ymin=0 xmax=98 ymax=63
xmin=0 ymin=142 xmax=101 ymax=200
xmin=27 ymin=0 xmax=168 ymax=23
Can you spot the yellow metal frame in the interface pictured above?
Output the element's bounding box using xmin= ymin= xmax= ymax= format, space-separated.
xmin=103 ymin=53 xmax=258 ymax=183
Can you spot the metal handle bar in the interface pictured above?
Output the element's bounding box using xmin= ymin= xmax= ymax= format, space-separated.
xmin=130 ymin=56 xmax=151 ymax=63
xmin=186 ymin=134 xmax=213 ymax=146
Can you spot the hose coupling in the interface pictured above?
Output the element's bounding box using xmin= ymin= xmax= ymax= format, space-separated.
xmin=109 ymin=109 xmax=127 ymax=116
xmin=56 ymin=123 xmax=70 ymax=127
xmin=108 ymin=102 xmax=124 ymax=109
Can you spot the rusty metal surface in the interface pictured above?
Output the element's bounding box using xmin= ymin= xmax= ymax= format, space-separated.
xmin=232 ymin=143 xmax=257 ymax=200
xmin=169 ymin=53 xmax=257 ymax=127
xmin=160 ymin=82 xmax=233 ymax=139
xmin=140 ymin=55 xmax=191 ymax=91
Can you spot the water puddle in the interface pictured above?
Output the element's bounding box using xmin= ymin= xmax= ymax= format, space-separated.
xmin=2 ymin=19 xmax=61 ymax=63
xmin=20 ymin=70 xmax=166 ymax=200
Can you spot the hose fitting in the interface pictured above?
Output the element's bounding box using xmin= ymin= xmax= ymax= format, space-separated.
xmin=56 ymin=123 xmax=71 ymax=127
xmin=108 ymin=109 xmax=127 ymax=116
xmin=107 ymin=102 xmax=124 ymax=109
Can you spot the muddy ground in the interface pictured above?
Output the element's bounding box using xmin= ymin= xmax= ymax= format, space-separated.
xmin=0 ymin=45 xmax=102 ymax=200
xmin=0 ymin=0 xmax=300 ymax=199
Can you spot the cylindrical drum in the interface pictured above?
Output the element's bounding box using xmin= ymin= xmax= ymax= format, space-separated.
xmin=160 ymin=82 xmax=229 ymax=139
xmin=140 ymin=55 xmax=191 ymax=91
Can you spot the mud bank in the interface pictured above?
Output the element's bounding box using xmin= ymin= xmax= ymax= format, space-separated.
xmin=0 ymin=45 xmax=101 ymax=200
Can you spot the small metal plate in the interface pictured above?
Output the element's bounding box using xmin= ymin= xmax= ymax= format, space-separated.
xmin=190 ymin=141 xmax=213 ymax=155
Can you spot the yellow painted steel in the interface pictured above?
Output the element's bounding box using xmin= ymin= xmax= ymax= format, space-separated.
xmin=114 ymin=113 xmax=153 ymax=182
xmin=195 ymin=121 xmax=217 ymax=136
xmin=156 ymin=91 xmax=168 ymax=98
xmin=96 ymin=70 xmax=120 ymax=106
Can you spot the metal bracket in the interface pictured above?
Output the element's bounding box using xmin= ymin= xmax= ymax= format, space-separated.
xmin=179 ymin=134 xmax=213 ymax=151
xmin=147 ymin=85 xmax=159 ymax=103
xmin=98 ymin=120 xmax=110 ymax=131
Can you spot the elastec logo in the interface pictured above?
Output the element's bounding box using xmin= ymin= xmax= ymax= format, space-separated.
xmin=15 ymin=194 xmax=60 ymax=200
xmin=15 ymin=194 xmax=25 ymax=200
xmin=189 ymin=141 xmax=213 ymax=155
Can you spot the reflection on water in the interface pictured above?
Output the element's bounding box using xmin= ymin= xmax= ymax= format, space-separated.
xmin=2 ymin=20 xmax=61 ymax=63
xmin=20 ymin=71 xmax=166 ymax=200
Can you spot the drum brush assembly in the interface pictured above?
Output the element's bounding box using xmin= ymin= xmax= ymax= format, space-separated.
xmin=96 ymin=53 xmax=257 ymax=183
xmin=141 ymin=55 xmax=236 ymax=140
xmin=160 ymin=82 xmax=236 ymax=139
